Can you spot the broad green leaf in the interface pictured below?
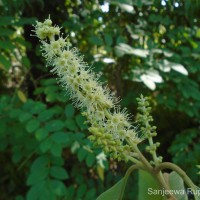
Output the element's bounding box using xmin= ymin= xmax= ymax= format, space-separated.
xmin=0 ymin=54 xmax=11 ymax=70
xmin=27 ymin=181 xmax=45 ymax=200
xmin=0 ymin=41 xmax=15 ymax=50
xmin=30 ymin=102 xmax=46 ymax=114
xmin=27 ymin=167 xmax=49 ymax=185
xmin=104 ymin=33 xmax=113 ymax=46
xmin=22 ymin=56 xmax=31 ymax=68
xmin=27 ymin=181 xmax=55 ymax=200
xmin=0 ymin=16 xmax=13 ymax=26
xmin=77 ymin=184 xmax=87 ymax=198
xmin=65 ymin=119 xmax=78 ymax=131
xmin=138 ymin=170 xmax=163 ymax=200
xmin=49 ymin=179 xmax=67 ymax=196
xmin=38 ymin=109 xmax=55 ymax=122
xmin=89 ymin=36 xmax=103 ymax=45
xmin=65 ymin=104 xmax=75 ymax=118
xmin=26 ymin=119 xmax=40 ymax=133
xmin=51 ymin=156 xmax=65 ymax=166
xmin=169 ymin=171 xmax=188 ymax=200
xmin=85 ymin=188 xmax=96 ymax=200
xmin=44 ymin=85 xmax=59 ymax=94
xmin=19 ymin=112 xmax=32 ymax=122
xmin=14 ymin=17 xmax=36 ymax=26
xmin=96 ymin=177 xmax=126 ymax=200
xmin=86 ymin=153 xmax=96 ymax=167
xmin=50 ymin=132 xmax=70 ymax=144
xmin=0 ymin=28 xmax=15 ymax=36
xmin=77 ymin=147 xmax=88 ymax=162
xmin=41 ymin=78 xmax=57 ymax=86
xmin=75 ymin=114 xmax=88 ymax=130
xmin=46 ymin=92 xmax=57 ymax=102
xmin=31 ymin=155 xmax=50 ymax=172
xmin=45 ymin=120 xmax=64 ymax=132
xmin=50 ymin=166 xmax=69 ymax=180
xmin=40 ymin=138 xmax=53 ymax=153
xmin=35 ymin=128 xmax=49 ymax=141
xmin=50 ymin=143 xmax=63 ymax=157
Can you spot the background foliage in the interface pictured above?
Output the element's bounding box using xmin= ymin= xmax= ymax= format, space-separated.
xmin=0 ymin=0 xmax=200 ymax=199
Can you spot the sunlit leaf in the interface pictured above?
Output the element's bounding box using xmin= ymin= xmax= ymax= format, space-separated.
xmin=115 ymin=43 xmax=149 ymax=57
xmin=171 ymin=64 xmax=188 ymax=76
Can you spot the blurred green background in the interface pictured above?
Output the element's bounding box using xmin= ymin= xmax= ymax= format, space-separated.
xmin=0 ymin=0 xmax=200 ymax=199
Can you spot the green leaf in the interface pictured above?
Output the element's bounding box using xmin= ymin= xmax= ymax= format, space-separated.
xmin=35 ymin=128 xmax=49 ymax=141
xmin=169 ymin=172 xmax=188 ymax=200
xmin=50 ymin=132 xmax=70 ymax=144
xmin=30 ymin=102 xmax=46 ymax=114
xmin=50 ymin=143 xmax=63 ymax=157
xmin=0 ymin=16 xmax=13 ymax=26
xmin=50 ymin=166 xmax=69 ymax=180
xmin=96 ymin=177 xmax=126 ymax=200
xmin=0 ymin=41 xmax=15 ymax=50
xmin=65 ymin=119 xmax=78 ymax=131
xmin=22 ymin=56 xmax=31 ymax=68
xmin=41 ymin=78 xmax=57 ymax=86
xmin=86 ymin=153 xmax=95 ymax=167
xmin=27 ymin=167 xmax=49 ymax=185
xmin=27 ymin=181 xmax=55 ymax=200
xmin=0 ymin=54 xmax=11 ymax=70
xmin=89 ymin=36 xmax=103 ymax=45
xmin=40 ymin=138 xmax=53 ymax=153
xmin=45 ymin=120 xmax=64 ymax=132
xmin=75 ymin=114 xmax=88 ymax=130
xmin=19 ymin=112 xmax=32 ymax=122
xmin=26 ymin=119 xmax=40 ymax=133
xmin=138 ymin=170 xmax=162 ymax=200
xmin=85 ymin=188 xmax=96 ymax=200
xmin=196 ymin=28 xmax=200 ymax=38
xmin=38 ymin=109 xmax=55 ymax=122
xmin=49 ymin=179 xmax=67 ymax=196
xmin=65 ymin=104 xmax=75 ymax=118
xmin=77 ymin=184 xmax=87 ymax=198
xmin=0 ymin=28 xmax=15 ymax=36
xmin=31 ymin=155 xmax=50 ymax=171
xmin=104 ymin=33 xmax=113 ymax=46
xmin=27 ymin=181 xmax=44 ymax=200
xmin=14 ymin=17 xmax=36 ymax=26
xmin=77 ymin=147 xmax=88 ymax=162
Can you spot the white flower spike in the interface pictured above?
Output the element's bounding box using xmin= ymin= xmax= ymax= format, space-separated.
xmin=33 ymin=17 xmax=143 ymax=162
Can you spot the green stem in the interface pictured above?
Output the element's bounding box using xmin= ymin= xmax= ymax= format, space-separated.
xmin=128 ymin=155 xmax=143 ymax=167
xmin=155 ymin=171 xmax=176 ymax=200
xmin=155 ymin=162 xmax=199 ymax=200
xmin=132 ymin=144 xmax=153 ymax=172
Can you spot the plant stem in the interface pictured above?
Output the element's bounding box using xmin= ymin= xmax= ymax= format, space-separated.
xmin=155 ymin=162 xmax=199 ymax=200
